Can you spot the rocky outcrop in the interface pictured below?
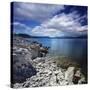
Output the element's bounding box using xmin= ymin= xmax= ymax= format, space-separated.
xmin=12 ymin=46 xmax=37 ymax=83
xmin=30 ymin=41 xmax=49 ymax=59
xmin=12 ymin=36 xmax=50 ymax=84
xmin=13 ymin=56 xmax=86 ymax=88
xmin=12 ymin=36 xmax=86 ymax=88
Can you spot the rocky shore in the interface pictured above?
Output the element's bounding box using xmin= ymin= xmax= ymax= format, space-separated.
xmin=12 ymin=35 xmax=86 ymax=88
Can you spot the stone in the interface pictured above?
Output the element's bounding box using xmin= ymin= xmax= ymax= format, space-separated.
xmin=74 ymin=69 xmax=81 ymax=77
xmin=12 ymin=35 xmax=86 ymax=88
xmin=78 ymin=75 xmax=86 ymax=84
xmin=73 ymin=69 xmax=81 ymax=84
xmin=49 ymin=74 xmax=57 ymax=86
xmin=65 ymin=67 xmax=75 ymax=83
xmin=60 ymin=80 xmax=69 ymax=85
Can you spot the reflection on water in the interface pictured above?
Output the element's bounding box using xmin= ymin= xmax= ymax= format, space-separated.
xmin=24 ymin=37 xmax=88 ymax=81
xmin=32 ymin=38 xmax=87 ymax=61
xmin=26 ymin=37 xmax=87 ymax=78
xmin=30 ymin=37 xmax=87 ymax=70
xmin=50 ymin=38 xmax=87 ymax=61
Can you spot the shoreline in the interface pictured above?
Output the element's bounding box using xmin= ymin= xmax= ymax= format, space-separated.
xmin=12 ymin=36 xmax=87 ymax=88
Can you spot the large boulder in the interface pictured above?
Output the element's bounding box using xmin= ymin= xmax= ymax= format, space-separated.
xmin=65 ymin=67 xmax=75 ymax=83
xmin=12 ymin=46 xmax=37 ymax=84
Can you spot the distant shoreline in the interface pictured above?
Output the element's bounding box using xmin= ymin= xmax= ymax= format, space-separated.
xmin=13 ymin=33 xmax=87 ymax=39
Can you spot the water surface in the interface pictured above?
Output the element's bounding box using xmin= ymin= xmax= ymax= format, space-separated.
xmin=26 ymin=37 xmax=87 ymax=72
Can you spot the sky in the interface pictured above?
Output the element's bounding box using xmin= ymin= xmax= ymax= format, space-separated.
xmin=11 ymin=2 xmax=88 ymax=37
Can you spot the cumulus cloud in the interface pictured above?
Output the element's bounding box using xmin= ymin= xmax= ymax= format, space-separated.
xmin=13 ymin=2 xmax=87 ymax=37
xmin=13 ymin=22 xmax=31 ymax=34
xmin=13 ymin=2 xmax=65 ymax=22
xmin=31 ymin=26 xmax=65 ymax=37
xmin=31 ymin=11 xmax=87 ymax=37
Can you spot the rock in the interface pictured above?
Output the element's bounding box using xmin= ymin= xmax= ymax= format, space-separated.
xmin=54 ymin=70 xmax=60 ymax=75
xmin=49 ymin=73 xmax=57 ymax=86
xmin=12 ymin=45 xmax=37 ymax=84
xmin=73 ymin=69 xmax=81 ymax=84
xmin=56 ymin=70 xmax=64 ymax=80
xmin=65 ymin=67 xmax=75 ymax=83
xmin=74 ymin=69 xmax=81 ymax=77
xmin=13 ymin=83 xmax=23 ymax=88
xmin=78 ymin=75 xmax=86 ymax=84
xmin=30 ymin=43 xmax=49 ymax=59
xmin=12 ymin=35 xmax=86 ymax=88
xmin=60 ymin=80 xmax=69 ymax=85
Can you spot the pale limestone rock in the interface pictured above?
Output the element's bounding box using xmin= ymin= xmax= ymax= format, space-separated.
xmin=49 ymin=73 xmax=57 ymax=86
xmin=65 ymin=67 xmax=75 ymax=83
xmin=74 ymin=69 xmax=81 ymax=77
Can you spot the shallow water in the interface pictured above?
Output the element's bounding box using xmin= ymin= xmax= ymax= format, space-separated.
xmin=27 ymin=37 xmax=87 ymax=76
xmin=30 ymin=38 xmax=87 ymax=58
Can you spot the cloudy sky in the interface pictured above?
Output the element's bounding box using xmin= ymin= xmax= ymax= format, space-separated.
xmin=11 ymin=2 xmax=88 ymax=37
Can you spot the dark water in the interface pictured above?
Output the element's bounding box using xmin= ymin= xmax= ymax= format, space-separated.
xmin=29 ymin=37 xmax=87 ymax=75
xmin=26 ymin=37 xmax=87 ymax=74
xmin=30 ymin=38 xmax=87 ymax=59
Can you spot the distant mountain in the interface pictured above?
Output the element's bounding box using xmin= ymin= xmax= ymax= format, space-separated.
xmin=76 ymin=34 xmax=87 ymax=38
xmin=13 ymin=33 xmax=31 ymax=38
xmin=13 ymin=33 xmax=87 ymax=39
xmin=13 ymin=33 xmax=50 ymax=38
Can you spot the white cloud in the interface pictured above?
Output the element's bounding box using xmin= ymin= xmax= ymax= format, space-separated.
xmin=42 ymin=12 xmax=87 ymax=32
xmin=31 ymin=11 xmax=87 ymax=37
xmin=31 ymin=26 xmax=65 ymax=37
xmin=76 ymin=25 xmax=87 ymax=32
xmin=14 ymin=2 xmax=65 ymax=22
xmin=13 ymin=3 xmax=87 ymax=37
xmin=13 ymin=22 xmax=31 ymax=34
xmin=13 ymin=22 xmax=30 ymax=29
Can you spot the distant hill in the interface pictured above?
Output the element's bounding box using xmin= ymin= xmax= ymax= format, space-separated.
xmin=76 ymin=34 xmax=87 ymax=38
xmin=13 ymin=33 xmax=87 ymax=39
xmin=13 ymin=33 xmax=31 ymax=38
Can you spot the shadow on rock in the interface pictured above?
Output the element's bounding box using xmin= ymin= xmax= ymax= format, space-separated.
xmin=12 ymin=52 xmax=37 ymax=84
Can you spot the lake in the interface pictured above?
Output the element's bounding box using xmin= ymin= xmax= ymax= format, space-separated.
xmin=30 ymin=38 xmax=87 ymax=58
xmin=28 ymin=37 xmax=87 ymax=74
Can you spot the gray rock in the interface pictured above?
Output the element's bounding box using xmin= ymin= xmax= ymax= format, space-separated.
xmin=78 ymin=75 xmax=86 ymax=84
xmin=74 ymin=69 xmax=81 ymax=78
xmin=49 ymin=73 xmax=57 ymax=86
xmin=65 ymin=67 xmax=75 ymax=83
xmin=12 ymin=36 xmax=86 ymax=88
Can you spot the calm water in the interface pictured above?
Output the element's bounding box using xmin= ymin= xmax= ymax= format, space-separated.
xmin=30 ymin=37 xmax=87 ymax=76
xmin=29 ymin=37 xmax=87 ymax=71
xmin=31 ymin=38 xmax=87 ymax=58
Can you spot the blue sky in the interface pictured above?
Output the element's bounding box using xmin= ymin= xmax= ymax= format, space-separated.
xmin=12 ymin=2 xmax=88 ymax=37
